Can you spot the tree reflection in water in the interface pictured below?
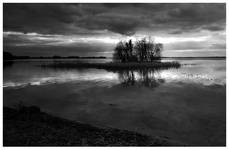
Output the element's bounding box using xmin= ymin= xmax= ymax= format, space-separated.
xmin=116 ymin=68 xmax=165 ymax=88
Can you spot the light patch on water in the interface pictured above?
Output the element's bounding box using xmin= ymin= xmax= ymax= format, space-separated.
xmin=3 ymin=71 xmax=119 ymax=88
xmin=157 ymin=69 xmax=223 ymax=86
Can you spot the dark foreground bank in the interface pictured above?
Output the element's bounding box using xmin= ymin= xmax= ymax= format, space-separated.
xmin=3 ymin=106 xmax=183 ymax=146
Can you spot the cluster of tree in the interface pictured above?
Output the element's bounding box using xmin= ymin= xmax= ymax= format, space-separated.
xmin=113 ymin=37 xmax=163 ymax=62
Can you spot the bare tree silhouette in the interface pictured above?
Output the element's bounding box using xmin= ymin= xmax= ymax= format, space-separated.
xmin=113 ymin=37 xmax=163 ymax=63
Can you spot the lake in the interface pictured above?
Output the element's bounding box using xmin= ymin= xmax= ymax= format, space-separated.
xmin=3 ymin=58 xmax=226 ymax=146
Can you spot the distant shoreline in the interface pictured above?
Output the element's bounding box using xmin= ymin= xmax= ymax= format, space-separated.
xmin=160 ymin=56 xmax=226 ymax=60
xmin=3 ymin=51 xmax=226 ymax=60
xmin=3 ymin=56 xmax=107 ymax=60
xmin=3 ymin=56 xmax=226 ymax=61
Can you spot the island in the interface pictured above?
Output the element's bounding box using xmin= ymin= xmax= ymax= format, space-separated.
xmin=40 ymin=37 xmax=181 ymax=70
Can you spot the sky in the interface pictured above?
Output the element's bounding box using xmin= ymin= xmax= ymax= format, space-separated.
xmin=3 ymin=3 xmax=226 ymax=57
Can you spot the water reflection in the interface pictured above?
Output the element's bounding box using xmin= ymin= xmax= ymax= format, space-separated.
xmin=3 ymin=59 xmax=226 ymax=145
xmin=116 ymin=69 xmax=165 ymax=88
xmin=3 ymin=59 xmax=226 ymax=88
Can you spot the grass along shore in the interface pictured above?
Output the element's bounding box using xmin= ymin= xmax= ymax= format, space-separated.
xmin=41 ymin=61 xmax=180 ymax=70
xmin=4 ymin=106 xmax=183 ymax=146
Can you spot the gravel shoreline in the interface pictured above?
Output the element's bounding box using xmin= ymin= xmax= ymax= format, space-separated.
xmin=3 ymin=106 xmax=183 ymax=146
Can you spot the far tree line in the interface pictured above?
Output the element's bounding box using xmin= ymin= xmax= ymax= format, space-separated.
xmin=113 ymin=37 xmax=163 ymax=63
xmin=3 ymin=51 xmax=106 ymax=60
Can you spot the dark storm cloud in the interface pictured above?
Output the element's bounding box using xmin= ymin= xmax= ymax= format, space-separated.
xmin=4 ymin=4 xmax=80 ymax=34
xmin=202 ymin=25 xmax=225 ymax=31
xmin=4 ymin=3 xmax=226 ymax=36
xmin=3 ymin=3 xmax=226 ymax=57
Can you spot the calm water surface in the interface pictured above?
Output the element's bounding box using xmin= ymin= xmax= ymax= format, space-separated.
xmin=3 ymin=58 xmax=226 ymax=145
